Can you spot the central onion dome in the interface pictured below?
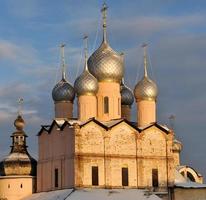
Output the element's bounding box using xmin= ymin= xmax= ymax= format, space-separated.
xmin=88 ymin=3 xmax=123 ymax=83
xmin=74 ymin=36 xmax=98 ymax=96
xmin=52 ymin=44 xmax=75 ymax=102
xmin=134 ymin=44 xmax=158 ymax=101
xmin=120 ymin=79 xmax=134 ymax=106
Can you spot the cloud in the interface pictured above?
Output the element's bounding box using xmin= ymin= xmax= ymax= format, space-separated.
xmin=0 ymin=40 xmax=38 ymax=65
xmin=111 ymin=14 xmax=205 ymax=37
xmin=0 ymin=82 xmax=30 ymax=96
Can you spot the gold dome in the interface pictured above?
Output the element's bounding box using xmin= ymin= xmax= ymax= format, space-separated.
xmin=134 ymin=44 xmax=158 ymax=101
xmin=88 ymin=3 xmax=123 ymax=83
xmin=14 ymin=115 xmax=25 ymax=131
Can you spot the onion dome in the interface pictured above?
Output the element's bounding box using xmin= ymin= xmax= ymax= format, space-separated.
xmin=0 ymin=114 xmax=37 ymax=176
xmin=88 ymin=3 xmax=123 ymax=83
xmin=52 ymin=44 xmax=75 ymax=102
xmin=120 ymin=79 xmax=134 ymax=106
xmin=14 ymin=114 xmax=25 ymax=130
xmin=52 ymin=79 xmax=75 ymax=102
xmin=74 ymin=36 xmax=98 ymax=96
xmin=134 ymin=44 xmax=158 ymax=101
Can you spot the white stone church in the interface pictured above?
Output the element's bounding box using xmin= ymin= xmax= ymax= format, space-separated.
xmin=0 ymin=3 xmax=205 ymax=200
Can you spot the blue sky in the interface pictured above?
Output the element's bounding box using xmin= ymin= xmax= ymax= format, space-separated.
xmin=0 ymin=0 xmax=206 ymax=179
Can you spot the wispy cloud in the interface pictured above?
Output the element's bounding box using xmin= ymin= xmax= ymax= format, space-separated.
xmin=0 ymin=40 xmax=38 ymax=65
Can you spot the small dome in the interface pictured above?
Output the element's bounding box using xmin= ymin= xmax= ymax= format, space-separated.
xmin=74 ymin=69 xmax=98 ymax=96
xmin=134 ymin=76 xmax=158 ymax=101
xmin=88 ymin=42 xmax=123 ymax=83
xmin=134 ymin=44 xmax=158 ymax=101
xmin=14 ymin=115 xmax=25 ymax=131
xmin=121 ymin=81 xmax=134 ymax=106
xmin=75 ymin=35 xmax=99 ymax=96
xmin=52 ymin=79 xmax=75 ymax=102
xmin=173 ymin=139 xmax=182 ymax=152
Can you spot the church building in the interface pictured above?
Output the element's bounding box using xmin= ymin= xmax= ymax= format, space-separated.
xmin=0 ymin=3 xmax=205 ymax=200
xmin=36 ymin=3 xmax=204 ymax=199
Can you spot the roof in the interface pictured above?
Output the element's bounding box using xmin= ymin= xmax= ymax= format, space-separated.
xmin=139 ymin=122 xmax=170 ymax=134
xmin=177 ymin=165 xmax=203 ymax=177
xmin=175 ymin=168 xmax=206 ymax=189
xmin=175 ymin=182 xmax=206 ymax=189
xmin=23 ymin=188 xmax=162 ymax=200
xmin=38 ymin=118 xmax=170 ymax=136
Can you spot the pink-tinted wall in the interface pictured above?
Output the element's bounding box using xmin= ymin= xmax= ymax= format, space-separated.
xmin=37 ymin=124 xmax=75 ymax=192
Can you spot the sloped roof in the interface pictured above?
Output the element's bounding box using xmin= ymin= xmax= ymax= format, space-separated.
xmin=38 ymin=118 xmax=169 ymax=136
xmin=177 ymin=165 xmax=203 ymax=177
xmin=175 ymin=182 xmax=206 ymax=189
xmin=23 ymin=188 xmax=162 ymax=200
xmin=175 ymin=168 xmax=206 ymax=189
xmin=138 ymin=122 xmax=170 ymax=134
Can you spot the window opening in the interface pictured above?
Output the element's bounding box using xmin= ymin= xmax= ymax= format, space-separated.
xmin=55 ymin=168 xmax=59 ymax=188
xmin=92 ymin=166 xmax=99 ymax=186
xmin=104 ymin=97 xmax=109 ymax=114
xmin=122 ymin=167 xmax=129 ymax=186
xmin=152 ymin=169 xmax=158 ymax=187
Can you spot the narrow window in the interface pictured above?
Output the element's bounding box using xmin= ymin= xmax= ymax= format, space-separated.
xmin=104 ymin=97 xmax=109 ymax=114
xmin=118 ymin=98 xmax=120 ymax=115
xmin=92 ymin=166 xmax=99 ymax=186
xmin=20 ymin=184 xmax=23 ymax=188
xmin=122 ymin=167 xmax=129 ymax=186
xmin=8 ymin=184 xmax=10 ymax=189
xmin=55 ymin=168 xmax=58 ymax=188
xmin=152 ymin=169 xmax=158 ymax=187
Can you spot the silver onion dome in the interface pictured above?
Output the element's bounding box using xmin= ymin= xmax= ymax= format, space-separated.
xmin=52 ymin=79 xmax=75 ymax=102
xmin=134 ymin=44 xmax=158 ymax=101
xmin=88 ymin=42 xmax=123 ymax=83
xmin=74 ymin=36 xmax=98 ymax=96
xmin=134 ymin=76 xmax=158 ymax=101
xmin=88 ymin=3 xmax=123 ymax=83
xmin=74 ymin=69 xmax=98 ymax=96
xmin=121 ymin=79 xmax=134 ymax=106
xmin=52 ymin=44 xmax=75 ymax=102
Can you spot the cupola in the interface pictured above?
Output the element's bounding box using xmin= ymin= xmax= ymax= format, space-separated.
xmin=88 ymin=3 xmax=124 ymax=83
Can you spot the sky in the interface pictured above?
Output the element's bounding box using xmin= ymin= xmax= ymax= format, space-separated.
xmin=0 ymin=0 xmax=206 ymax=179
